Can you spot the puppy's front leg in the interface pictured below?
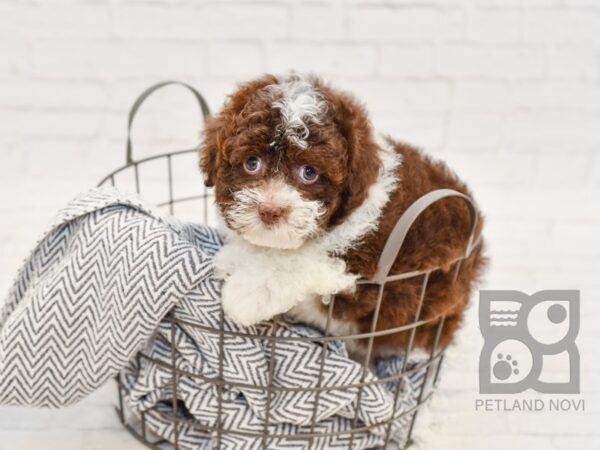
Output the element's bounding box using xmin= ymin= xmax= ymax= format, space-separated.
xmin=214 ymin=239 xmax=358 ymax=327
xmin=214 ymin=239 xmax=304 ymax=326
xmin=219 ymin=269 xmax=277 ymax=327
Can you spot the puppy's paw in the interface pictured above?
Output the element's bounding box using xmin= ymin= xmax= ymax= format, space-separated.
xmin=221 ymin=274 xmax=275 ymax=327
xmin=212 ymin=246 xmax=236 ymax=280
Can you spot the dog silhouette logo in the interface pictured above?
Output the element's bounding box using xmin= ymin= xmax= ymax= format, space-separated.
xmin=479 ymin=290 xmax=580 ymax=394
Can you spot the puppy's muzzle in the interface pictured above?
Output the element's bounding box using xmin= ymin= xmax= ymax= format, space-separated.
xmin=258 ymin=205 xmax=290 ymax=226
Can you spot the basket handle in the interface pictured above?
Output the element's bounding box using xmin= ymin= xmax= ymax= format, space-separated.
xmin=125 ymin=81 xmax=211 ymax=164
xmin=370 ymin=189 xmax=479 ymax=284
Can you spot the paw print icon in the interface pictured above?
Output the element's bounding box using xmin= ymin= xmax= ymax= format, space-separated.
xmin=479 ymin=290 xmax=580 ymax=394
xmin=493 ymin=353 xmax=519 ymax=379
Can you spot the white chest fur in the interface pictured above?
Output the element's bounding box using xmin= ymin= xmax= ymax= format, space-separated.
xmin=213 ymin=234 xmax=358 ymax=327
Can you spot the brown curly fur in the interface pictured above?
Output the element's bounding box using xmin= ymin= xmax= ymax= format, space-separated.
xmin=200 ymin=74 xmax=486 ymax=357
xmin=331 ymin=142 xmax=486 ymax=354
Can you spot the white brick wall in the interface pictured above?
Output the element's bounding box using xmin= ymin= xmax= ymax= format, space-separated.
xmin=0 ymin=1 xmax=599 ymax=449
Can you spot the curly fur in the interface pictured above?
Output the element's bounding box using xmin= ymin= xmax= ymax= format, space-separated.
xmin=199 ymin=73 xmax=486 ymax=358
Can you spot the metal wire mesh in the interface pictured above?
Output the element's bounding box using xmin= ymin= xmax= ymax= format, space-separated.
xmin=99 ymin=82 xmax=479 ymax=450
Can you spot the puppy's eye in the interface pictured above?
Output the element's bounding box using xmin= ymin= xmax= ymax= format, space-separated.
xmin=298 ymin=165 xmax=319 ymax=184
xmin=243 ymin=156 xmax=262 ymax=175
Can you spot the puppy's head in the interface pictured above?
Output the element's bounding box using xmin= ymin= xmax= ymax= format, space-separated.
xmin=200 ymin=73 xmax=381 ymax=250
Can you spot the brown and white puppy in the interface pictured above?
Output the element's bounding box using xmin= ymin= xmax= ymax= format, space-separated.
xmin=200 ymin=73 xmax=486 ymax=358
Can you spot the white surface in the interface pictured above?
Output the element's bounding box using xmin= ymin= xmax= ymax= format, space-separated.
xmin=1 ymin=1 xmax=599 ymax=449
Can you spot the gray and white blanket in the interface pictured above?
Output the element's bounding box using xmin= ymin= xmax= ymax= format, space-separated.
xmin=0 ymin=188 xmax=427 ymax=450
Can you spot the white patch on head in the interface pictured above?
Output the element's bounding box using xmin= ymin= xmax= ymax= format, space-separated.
xmin=224 ymin=178 xmax=325 ymax=250
xmin=266 ymin=74 xmax=327 ymax=149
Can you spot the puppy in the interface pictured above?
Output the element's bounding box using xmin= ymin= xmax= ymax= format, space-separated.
xmin=200 ymin=73 xmax=485 ymax=358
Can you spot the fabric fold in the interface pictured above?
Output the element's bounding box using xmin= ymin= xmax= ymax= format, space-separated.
xmin=1 ymin=187 xmax=429 ymax=450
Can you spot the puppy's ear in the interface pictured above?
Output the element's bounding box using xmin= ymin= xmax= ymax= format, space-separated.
xmin=199 ymin=116 xmax=221 ymax=187
xmin=330 ymin=92 xmax=381 ymax=222
xmin=199 ymin=75 xmax=279 ymax=187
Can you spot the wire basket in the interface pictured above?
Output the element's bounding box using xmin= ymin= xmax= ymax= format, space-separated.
xmin=99 ymin=82 xmax=479 ymax=450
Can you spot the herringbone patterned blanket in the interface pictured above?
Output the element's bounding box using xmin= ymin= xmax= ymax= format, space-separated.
xmin=0 ymin=188 xmax=426 ymax=449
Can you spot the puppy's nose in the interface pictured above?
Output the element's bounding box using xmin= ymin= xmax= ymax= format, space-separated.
xmin=258 ymin=205 xmax=288 ymax=226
